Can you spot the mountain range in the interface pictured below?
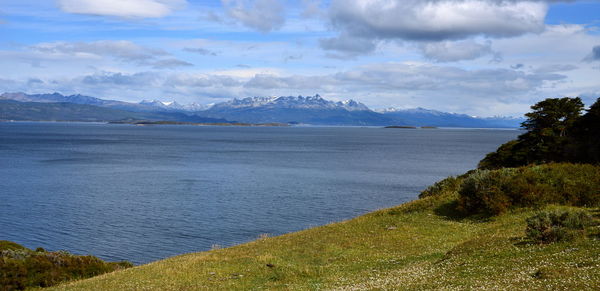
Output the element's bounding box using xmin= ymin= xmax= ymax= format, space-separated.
xmin=0 ymin=92 xmax=523 ymax=127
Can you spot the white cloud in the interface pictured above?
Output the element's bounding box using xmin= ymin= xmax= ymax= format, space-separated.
xmin=81 ymin=72 xmax=160 ymax=86
xmin=321 ymin=0 xmax=586 ymax=57
xmin=319 ymin=33 xmax=377 ymax=58
xmin=57 ymin=0 xmax=185 ymax=18
xmin=151 ymin=59 xmax=194 ymax=69
xmin=27 ymin=40 xmax=194 ymax=69
xmin=420 ymin=40 xmax=498 ymax=62
xmin=494 ymin=24 xmax=592 ymax=56
xmin=328 ymin=0 xmax=549 ymax=42
xmin=30 ymin=40 xmax=167 ymax=61
xmin=533 ymin=64 xmax=578 ymax=73
xmin=221 ymin=0 xmax=285 ymax=32
xmin=183 ymin=47 xmax=218 ymax=56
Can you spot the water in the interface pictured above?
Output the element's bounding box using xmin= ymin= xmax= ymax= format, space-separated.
xmin=0 ymin=122 xmax=519 ymax=264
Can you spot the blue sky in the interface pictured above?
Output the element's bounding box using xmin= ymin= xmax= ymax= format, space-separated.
xmin=1 ymin=0 xmax=599 ymax=116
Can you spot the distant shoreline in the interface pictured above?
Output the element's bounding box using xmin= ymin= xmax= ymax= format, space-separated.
xmin=0 ymin=119 xmax=289 ymax=127
xmin=108 ymin=120 xmax=291 ymax=127
xmin=0 ymin=119 xmax=521 ymax=130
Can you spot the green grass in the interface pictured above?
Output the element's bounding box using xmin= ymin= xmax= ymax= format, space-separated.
xmin=49 ymin=189 xmax=600 ymax=290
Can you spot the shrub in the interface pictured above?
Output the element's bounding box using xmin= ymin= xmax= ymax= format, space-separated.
xmin=419 ymin=176 xmax=463 ymax=198
xmin=0 ymin=241 xmax=132 ymax=290
xmin=525 ymin=210 xmax=593 ymax=243
xmin=457 ymin=163 xmax=600 ymax=216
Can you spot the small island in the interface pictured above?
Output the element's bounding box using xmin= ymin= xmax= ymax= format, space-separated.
xmin=384 ymin=125 xmax=417 ymax=129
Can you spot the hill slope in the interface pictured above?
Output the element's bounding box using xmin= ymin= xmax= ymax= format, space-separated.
xmin=0 ymin=100 xmax=228 ymax=123
xmin=51 ymin=173 xmax=599 ymax=290
xmin=0 ymin=100 xmax=149 ymax=122
xmin=380 ymin=107 xmax=523 ymax=128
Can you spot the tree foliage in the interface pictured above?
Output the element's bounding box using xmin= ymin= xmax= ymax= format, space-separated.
xmin=479 ymin=97 xmax=599 ymax=169
xmin=569 ymin=98 xmax=600 ymax=163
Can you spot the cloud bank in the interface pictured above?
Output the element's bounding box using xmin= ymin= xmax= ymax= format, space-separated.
xmin=420 ymin=40 xmax=499 ymax=62
xmin=221 ymin=0 xmax=286 ymax=32
xmin=328 ymin=0 xmax=549 ymax=41
xmin=57 ymin=0 xmax=186 ymax=18
xmin=28 ymin=40 xmax=192 ymax=68
xmin=321 ymin=0 xmax=583 ymax=57
xmin=3 ymin=61 xmax=570 ymax=115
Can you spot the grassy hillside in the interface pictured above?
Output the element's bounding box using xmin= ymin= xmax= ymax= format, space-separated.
xmin=50 ymin=165 xmax=600 ymax=290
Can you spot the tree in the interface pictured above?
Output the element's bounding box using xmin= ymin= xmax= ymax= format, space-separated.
xmin=569 ymin=98 xmax=600 ymax=163
xmin=479 ymin=97 xmax=585 ymax=169
xmin=519 ymin=97 xmax=584 ymax=163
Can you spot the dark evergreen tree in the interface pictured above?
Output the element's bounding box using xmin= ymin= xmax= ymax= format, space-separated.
xmin=519 ymin=97 xmax=584 ymax=163
xmin=479 ymin=97 xmax=586 ymax=169
xmin=569 ymin=98 xmax=600 ymax=163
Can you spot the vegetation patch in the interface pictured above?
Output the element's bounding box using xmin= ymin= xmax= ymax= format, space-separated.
xmin=525 ymin=209 xmax=595 ymax=243
xmin=457 ymin=163 xmax=600 ymax=216
xmin=0 ymin=241 xmax=132 ymax=290
xmin=479 ymin=97 xmax=600 ymax=169
xmin=418 ymin=175 xmax=463 ymax=199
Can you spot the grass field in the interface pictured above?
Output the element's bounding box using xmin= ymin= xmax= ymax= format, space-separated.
xmin=49 ymin=189 xmax=600 ymax=290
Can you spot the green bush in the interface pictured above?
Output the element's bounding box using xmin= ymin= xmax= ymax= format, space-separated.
xmin=457 ymin=163 xmax=600 ymax=216
xmin=525 ymin=210 xmax=593 ymax=243
xmin=418 ymin=176 xmax=463 ymax=198
xmin=0 ymin=241 xmax=133 ymax=290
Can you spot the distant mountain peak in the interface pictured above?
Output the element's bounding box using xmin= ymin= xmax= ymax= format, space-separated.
xmin=214 ymin=94 xmax=370 ymax=111
xmin=139 ymin=99 xmax=210 ymax=111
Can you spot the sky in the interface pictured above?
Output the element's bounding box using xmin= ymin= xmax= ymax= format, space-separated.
xmin=1 ymin=0 xmax=599 ymax=117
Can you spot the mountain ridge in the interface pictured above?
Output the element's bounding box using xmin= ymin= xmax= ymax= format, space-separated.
xmin=0 ymin=92 xmax=523 ymax=127
xmin=212 ymin=95 xmax=370 ymax=112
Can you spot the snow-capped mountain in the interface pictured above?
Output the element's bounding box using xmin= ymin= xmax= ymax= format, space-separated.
xmin=211 ymin=95 xmax=370 ymax=111
xmin=379 ymin=107 xmax=523 ymax=128
xmin=1 ymin=92 xmax=523 ymax=127
xmin=203 ymin=94 xmax=389 ymax=125
xmin=140 ymin=100 xmax=182 ymax=109
xmin=139 ymin=100 xmax=212 ymax=112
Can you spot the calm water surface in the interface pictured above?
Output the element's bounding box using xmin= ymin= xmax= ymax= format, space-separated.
xmin=0 ymin=122 xmax=519 ymax=264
